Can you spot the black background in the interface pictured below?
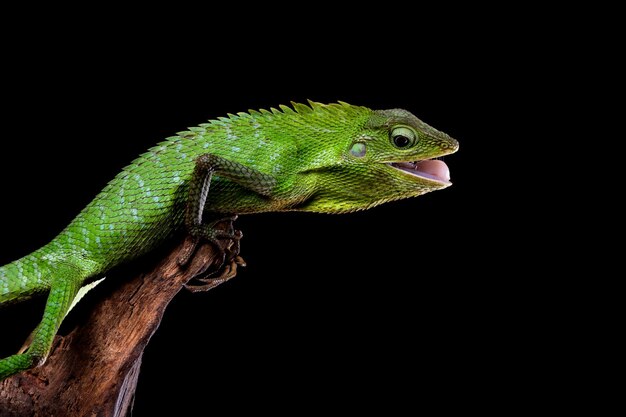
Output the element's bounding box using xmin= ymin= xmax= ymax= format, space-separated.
xmin=0 ymin=19 xmax=523 ymax=414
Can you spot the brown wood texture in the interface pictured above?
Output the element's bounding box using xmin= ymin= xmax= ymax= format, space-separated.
xmin=0 ymin=232 xmax=237 ymax=417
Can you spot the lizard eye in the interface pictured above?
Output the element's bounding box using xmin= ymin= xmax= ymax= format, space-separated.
xmin=390 ymin=126 xmax=417 ymax=149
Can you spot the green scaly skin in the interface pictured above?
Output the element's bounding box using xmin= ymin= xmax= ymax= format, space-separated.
xmin=0 ymin=101 xmax=458 ymax=380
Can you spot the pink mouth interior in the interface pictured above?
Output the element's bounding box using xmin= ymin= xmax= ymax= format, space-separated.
xmin=414 ymin=160 xmax=451 ymax=183
xmin=391 ymin=159 xmax=451 ymax=184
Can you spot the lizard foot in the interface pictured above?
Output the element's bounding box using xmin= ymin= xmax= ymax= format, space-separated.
xmin=177 ymin=215 xmax=242 ymax=269
xmin=184 ymin=256 xmax=246 ymax=293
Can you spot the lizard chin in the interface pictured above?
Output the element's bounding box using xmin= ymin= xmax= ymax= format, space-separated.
xmin=388 ymin=160 xmax=451 ymax=185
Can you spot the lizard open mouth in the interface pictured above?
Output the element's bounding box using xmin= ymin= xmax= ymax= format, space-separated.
xmin=389 ymin=160 xmax=451 ymax=185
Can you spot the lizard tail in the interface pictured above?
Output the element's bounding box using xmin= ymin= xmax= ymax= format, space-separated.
xmin=0 ymin=250 xmax=51 ymax=306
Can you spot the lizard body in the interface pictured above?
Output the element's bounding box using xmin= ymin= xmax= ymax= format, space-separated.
xmin=0 ymin=101 xmax=458 ymax=380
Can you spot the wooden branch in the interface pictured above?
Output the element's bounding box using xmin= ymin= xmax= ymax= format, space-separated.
xmin=0 ymin=231 xmax=237 ymax=417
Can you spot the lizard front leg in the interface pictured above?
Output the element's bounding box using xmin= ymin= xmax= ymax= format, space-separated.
xmin=177 ymin=154 xmax=275 ymax=288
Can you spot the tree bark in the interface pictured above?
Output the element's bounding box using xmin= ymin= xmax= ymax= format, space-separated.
xmin=0 ymin=231 xmax=238 ymax=417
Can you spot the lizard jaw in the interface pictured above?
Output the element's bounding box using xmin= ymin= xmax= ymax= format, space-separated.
xmin=388 ymin=160 xmax=451 ymax=185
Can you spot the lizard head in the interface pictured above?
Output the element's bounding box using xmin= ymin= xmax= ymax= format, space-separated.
xmin=357 ymin=107 xmax=459 ymax=187
xmin=293 ymin=102 xmax=459 ymax=213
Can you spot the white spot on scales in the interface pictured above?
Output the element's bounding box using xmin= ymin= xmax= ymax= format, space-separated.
xmin=134 ymin=174 xmax=145 ymax=188
xmin=253 ymin=121 xmax=261 ymax=138
xmin=226 ymin=126 xmax=238 ymax=141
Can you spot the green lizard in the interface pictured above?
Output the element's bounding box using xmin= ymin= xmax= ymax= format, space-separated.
xmin=0 ymin=101 xmax=458 ymax=381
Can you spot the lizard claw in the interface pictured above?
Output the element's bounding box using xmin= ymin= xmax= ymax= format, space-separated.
xmin=177 ymin=215 xmax=242 ymax=269
xmin=177 ymin=236 xmax=200 ymax=267
xmin=184 ymin=256 xmax=246 ymax=293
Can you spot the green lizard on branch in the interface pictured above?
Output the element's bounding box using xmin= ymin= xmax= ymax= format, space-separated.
xmin=0 ymin=101 xmax=458 ymax=380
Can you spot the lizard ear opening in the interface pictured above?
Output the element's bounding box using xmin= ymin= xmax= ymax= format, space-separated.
xmin=349 ymin=142 xmax=367 ymax=158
